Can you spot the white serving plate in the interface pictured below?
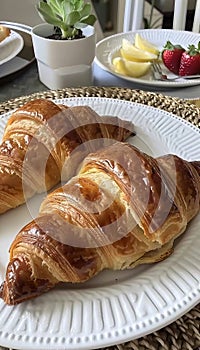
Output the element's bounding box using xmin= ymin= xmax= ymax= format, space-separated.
xmin=0 ymin=29 xmax=24 ymax=65
xmin=95 ymin=29 xmax=200 ymax=88
xmin=0 ymin=97 xmax=199 ymax=350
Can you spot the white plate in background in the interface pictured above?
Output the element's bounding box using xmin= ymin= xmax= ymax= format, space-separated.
xmin=0 ymin=29 xmax=24 ymax=65
xmin=95 ymin=29 xmax=200 ymax=88
xmin=0 ymin=97 xmax=199 ymax=350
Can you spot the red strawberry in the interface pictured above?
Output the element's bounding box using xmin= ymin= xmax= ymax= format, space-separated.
xmin=162 ymin=41 xmax=185 ymax=75
xmin=179 ymin=42 xmax=200 ymax=76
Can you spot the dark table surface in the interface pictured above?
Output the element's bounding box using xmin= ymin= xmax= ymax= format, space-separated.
xmin=0 ymin=60 xmax=200 ymax=104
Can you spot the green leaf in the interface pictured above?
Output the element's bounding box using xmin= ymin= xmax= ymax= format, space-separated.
xmin=187 ymin=44 xmax=199 ymax=56
xmin=67 ymin=11 xmax=81 ymax=26
xmin=74 ymin=22 xmax=87 ymax=29
xmin=47 ymin=0 xmax=62 ymax=15
xmin=80 ymin=14 xmax=96 ymax=26
xmin=37 ymin=2 xmax=63 ymax=26
xmin=74 ymin=0 xmax=84 ymax=11
xmin=80 ymin=3 xmax=91 ymax=19
xmin=62 ymin=0 xmax=73 ymax=16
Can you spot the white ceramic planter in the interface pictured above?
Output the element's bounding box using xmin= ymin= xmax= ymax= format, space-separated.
xmin=32 ymin=23 xmax=96 ymax=89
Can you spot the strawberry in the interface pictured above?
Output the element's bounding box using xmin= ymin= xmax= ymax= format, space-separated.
xmin=179 ymin=42 xmax=200 ymax=76
xmin=162 ymin=41 xmax=185 ymax=75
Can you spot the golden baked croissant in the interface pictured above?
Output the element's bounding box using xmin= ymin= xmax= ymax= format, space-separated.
xmin=0 ymin=142 xmax=199 ymax=305
xmin=0 ymin=98 xmax=133 ymax=214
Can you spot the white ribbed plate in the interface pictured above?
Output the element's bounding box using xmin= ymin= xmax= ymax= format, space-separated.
xmin=95 ymin=29 xmax=200 ymax=88
xmin=0 ymin=30 xmax=24 ymax=65
xmin=0 ymin=97 xmax=199 ymax=350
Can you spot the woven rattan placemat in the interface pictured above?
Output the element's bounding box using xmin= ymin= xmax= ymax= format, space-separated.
xmin=0 ymin=87 xmax=199 ymax=350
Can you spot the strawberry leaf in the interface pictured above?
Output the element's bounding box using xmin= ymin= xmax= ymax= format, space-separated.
xmin=187 ymin=44 xmax=199 ymax=56
xmin=163 ymin=41 xmax=184 ymax=51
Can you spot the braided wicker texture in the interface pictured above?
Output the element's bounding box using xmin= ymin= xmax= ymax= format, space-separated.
xmin=0 ymin=87 xmax=199 ymax=350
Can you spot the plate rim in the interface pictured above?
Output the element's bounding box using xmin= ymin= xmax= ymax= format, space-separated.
xmin=0 ymin=96 xmax=199 ymax=350
xmin=0 ymin=29 xmax=24 ymax=65
xmin=95 ymin=28 xmax=200 ymax=88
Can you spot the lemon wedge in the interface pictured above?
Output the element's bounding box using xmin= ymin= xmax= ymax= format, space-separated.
xmin=134 ymin=33 xmax=160 ymax=56
xmin=112 ymin=57 xmax=127 ymax=75
xmin=121 ymin=39 xmax=157 ymax=62
xmin=112 ymin=57 xmax=151 ymax=78
xmin=123 ymin=59 xmax=151 ymax=77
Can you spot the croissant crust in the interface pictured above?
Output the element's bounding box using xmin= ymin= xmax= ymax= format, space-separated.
xmin=0 ymin=142 xmax=199 ymax=305
xmin=0 ymin=98 xmax=134 ymax=214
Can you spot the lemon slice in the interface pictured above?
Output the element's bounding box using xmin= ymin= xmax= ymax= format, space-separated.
xmin=121 ymin=39 xmax=157 ymax=62
xmin=123 ymin=60 xmax=151 ymax=77
xmin=112 ymin=57 xmax=151 ymax=78
xmin=112 ymin=57 xmax=127 ymax=75
xmin=134 ymin=33 xmax=160 ymax=56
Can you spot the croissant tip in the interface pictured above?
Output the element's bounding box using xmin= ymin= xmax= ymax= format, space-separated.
xmin=0 ymin=257 xmax=53 ymax=305
xmin=0 ymin=281 xmax=14 ymax=306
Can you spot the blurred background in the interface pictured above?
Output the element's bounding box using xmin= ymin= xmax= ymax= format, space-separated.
xmin=1 ymin=0 xmax=198 ymax=39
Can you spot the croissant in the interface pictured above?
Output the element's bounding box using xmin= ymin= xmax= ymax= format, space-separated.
xmin=0 ymin=98 xmax=133 ymax=214
xmin=1 ymin=142 xmax=199 ymax=305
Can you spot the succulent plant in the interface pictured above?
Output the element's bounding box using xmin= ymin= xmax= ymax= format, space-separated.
xmin=36 ymin=0 xmax=97 ymax=40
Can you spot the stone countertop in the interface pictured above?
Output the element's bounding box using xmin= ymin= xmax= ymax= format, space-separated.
xmin=0 ymin=62 xmax=47 ymax=103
